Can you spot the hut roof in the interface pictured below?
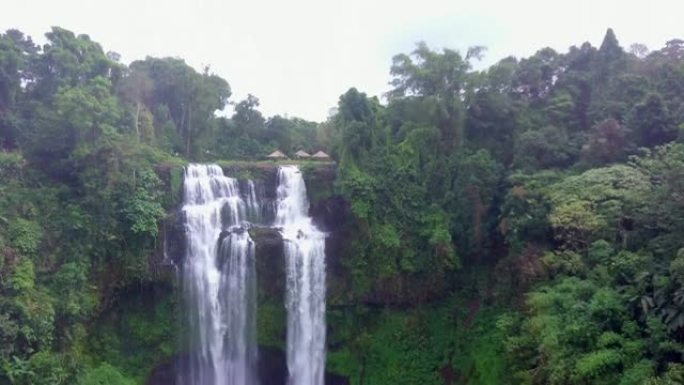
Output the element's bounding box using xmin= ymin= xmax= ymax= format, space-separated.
xmin=267 ymin=150 xmax=287 ymax=158
xmin=311 ymin=151 xmax=331 ymax=159
xmin=295 ymin=150 xmax=311 ymax=157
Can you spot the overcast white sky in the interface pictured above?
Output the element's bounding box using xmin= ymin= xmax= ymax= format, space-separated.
xmin=1 ymin=0 xmax=682 ymax=121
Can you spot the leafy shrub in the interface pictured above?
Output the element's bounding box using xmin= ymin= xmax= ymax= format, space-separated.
xmin=78 ymin=363 xmax=134 ymax=385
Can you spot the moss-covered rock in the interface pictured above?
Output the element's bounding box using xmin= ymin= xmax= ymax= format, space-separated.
xmin=150 ymin=209 xmax=185 ymax=280
xmin=250 ymin=227 xmax=285 ymax=300
xmin=218 ymin=160 xmax=337 ymax=208
xmin=301 ymin=162 xmax=337 ymax=207
xmin=249 ymin=227 xmax=286 ymax=350
xmin=87 ymin=282 xmax=179 ymax=384
xmin=219 ymin=161 xmax=280 ymax=186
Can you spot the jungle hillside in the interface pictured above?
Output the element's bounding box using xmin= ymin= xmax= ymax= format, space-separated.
xmin=1 ymin=26 xmax=684 ymax=385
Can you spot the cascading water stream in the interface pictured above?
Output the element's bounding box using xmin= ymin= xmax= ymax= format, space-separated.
xmin=180 ymin=164 xmax=257 ymax=385
xmin=275 ymin=166 xmax=327 ymax=385
xmin=180 ymin=163 xmax=326 ymax=385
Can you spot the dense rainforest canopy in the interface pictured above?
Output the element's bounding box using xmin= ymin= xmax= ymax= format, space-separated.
xmin=1 ymin=26 xmax=684 ymax=384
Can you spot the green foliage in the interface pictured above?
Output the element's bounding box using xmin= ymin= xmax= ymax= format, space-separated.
xmin=452 ymin=309 xmax=506 ymax=385
xmin=0 ymin=27 xmax=191 ymax=382
xmin=542 ymin=250 xmax=586 ymax=277
xmin=122 ymin=169 xmax=165 ymax=237
xmin=446 ymin=149 xmax=503 ymax=258
xmin=24 ymin=351 xmax=76 ymax=385
xmin=87 ymin=285 xmax=178 ymax=382
xmin=78 ymin=363 xmax=134 ymax=385
xmin=388 ymin=42 xmax=472 ymax=149
xmin=337 ymin=165 xmax=375 ymax=220
xmin=334 ymin=57 xmax=507 ymax=298
xmin=51 ymin=262 xmax=98 ymax=322
xmin=631 ymin=143 xmax=684 ymax=255
xmin=11 ymin=286 xmax=56 ymax=356
xmin=327 ymin=297 xmax=505 ymax=385
xmin=620 ymin=360 xmax=655 ymax=385
xmin=169 ymin=165 xmax=184 ymax=204
xmin=503 ymin=278 xmax=640 ymax=384
xmin=7 ymin=219 xmax=42 ymax=257
xmin=2 ymin=24 xmax=684 ymax=385
xmin=327 ymin=33 xmax=684 ymax=385
xmin=581 ymin=119 xmax=632 ymax=166
xmin=546 ymin=164 xmax=651 ymax=248
xmin=500 ymin=171 xmax=559 ymax=251
xmin=646 ymin=364 xmax=684 ymax=385
xmin=502 ymin=231 xmax=684 ymax=384
xmin=630 ymin=93 xmax=676 ymax=147
xmin=125 ymin=57 xmax=230 ymax=157
xmin=256 ymin=299 xmax=286 ymax=349
xmin=9 ymin=258 xmax=35 ymax=292
xmin=0 ymin=152 xmax=24 ymax=179
xmin=212 ymin=96 xmax=325 ymax=160
xmin=513 ymin=125 xmax=578 ymax=170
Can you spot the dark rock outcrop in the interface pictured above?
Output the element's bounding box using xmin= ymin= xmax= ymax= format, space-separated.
xmin=147 ymin=355 xmax=181 ymax=385
xmin=250 ymin=227 xmax=286 ymax=300
xmin=165 ymin=210 xmax=186 ymax=265
xmin=221 ymin=162 xmax=279 ymax=199
xmin=257 ymin=346 xmax=287 ymax=385
xmin=147 ymin=347 xmax=349 ymax=385
xmin=256 ymin=346 xmax=350 ymax=385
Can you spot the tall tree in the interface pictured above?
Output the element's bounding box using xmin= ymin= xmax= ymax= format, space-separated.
xmin=117 ymin=67 xmax=153 ymax=142
xmin=29 ymin=27 xmax=119 ymax=99
xmin=630 ymin=93 xmax=676 ymax=147
xmin=126 ymin=58 xmax=230 ymax=157
xmin=387 ymin=42 xmax=474 ymax=150
xmin=0 ymin=30 xmax=37 ymax=148
xmin=232 ymin=94 xmax=265 ymax=140
xmin=335 ymin=88 xmax=378 ymax=164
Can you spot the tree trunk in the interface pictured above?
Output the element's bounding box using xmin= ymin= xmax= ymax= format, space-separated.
xmin=185 ymin=105 xmax=192 ymax=157
xmin=134 ymin=101 xmax=141 ymax=141
xmin=180 ymin=104 xmax=187 ymax=155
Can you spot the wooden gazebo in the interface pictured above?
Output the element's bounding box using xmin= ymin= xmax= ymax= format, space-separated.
xmin=266 ymin=150 xmax=288 ymax=160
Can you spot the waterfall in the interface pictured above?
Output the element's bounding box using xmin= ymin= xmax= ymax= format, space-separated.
xmin=179 ymin=164 xmax=326 ymax=385
xmin=275 ymin=165 xmax=327 ymax=385
xmin=180 ymin=164 xmax=257 ymax=385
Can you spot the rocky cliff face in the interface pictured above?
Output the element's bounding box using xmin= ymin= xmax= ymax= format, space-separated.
xmin=147 ymin=162 xmax=349 ymax=385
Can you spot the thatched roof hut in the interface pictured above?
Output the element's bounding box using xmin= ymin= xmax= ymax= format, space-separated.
xmin=294 ymin=150 xmax=311 ymax=159
xmin=311 ymin=151 xmax=331 ymax=160
xmin=266 ymin=150 xmax=288 ymax=159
